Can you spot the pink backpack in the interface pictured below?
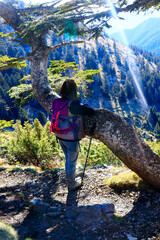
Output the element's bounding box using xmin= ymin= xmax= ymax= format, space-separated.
xmin=50 ymin=98 xmax=85 ymax=140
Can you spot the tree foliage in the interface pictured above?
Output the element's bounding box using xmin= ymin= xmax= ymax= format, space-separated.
xmin=0 ymin=55 xmax=26 ymax=71
xmin=118 ymin=0 xmax=160 ymax=12
xmin=8 ymin=60 xmax=100 ymax=105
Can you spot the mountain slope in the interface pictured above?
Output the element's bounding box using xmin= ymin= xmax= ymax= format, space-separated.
xmin=110 ymin=18 xmax=160 ymax=55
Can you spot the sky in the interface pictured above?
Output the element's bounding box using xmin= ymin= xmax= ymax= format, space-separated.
xmin=23 ymin=0 xmax=160 ymax=34
xmin=107 ymin=10 xmax=160 ymax=34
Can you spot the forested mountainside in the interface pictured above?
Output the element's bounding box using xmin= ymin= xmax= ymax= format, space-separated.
xmin=0 ymin=23 xmax=48 ymax=125
xmin=0 ymin=24 xmax=28 ymax=123
xmin=111 ymin=18 xmax=160 ymax=55
xmin=1 ymin=26 xmax=160 ymax=138
xmin=69 ymin=37 xmax=160 ymax=139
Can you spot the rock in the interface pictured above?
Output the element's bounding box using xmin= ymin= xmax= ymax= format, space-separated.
xmin=101 ymin=203 xmax=115 ymax=216
xmin=30 ymin=197 xmax=50 ymax=212
xmin=105 ymin=213 xmax=114 ymax=218
xmin=102 ymin=164 xmax=108 ymax=168
xmin=14 ymin=189 xmax=21 ymax=192
xmin=30 ymin=197 xmax=42 ymax=205
xmin=107 ymin=223 xmax=121 ymax=232
xmin=146 ymin=201 xmax=151 ymax=208
xmin=126 ymin=234 xmax=137 ymax=240
xmin=46 ymin=211 xmax=61 ymax=217
xmin=26 ymin=181 xmax=34 ymax=187
xmin=0 ymin=194 xmax=6 ymax=199
xmin=66 ymin=203 xmax=115 ymax=225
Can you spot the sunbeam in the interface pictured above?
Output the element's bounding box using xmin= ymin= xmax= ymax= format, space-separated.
xmin=106 ymin=0 xmax=148 ymax=110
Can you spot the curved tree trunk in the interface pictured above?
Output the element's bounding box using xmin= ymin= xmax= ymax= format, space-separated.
xmin=30 ymin=49 xmax=59 ymax=111
xmin=30 ymin=49 xmax=160 ymax=190
xmin=84 ymin=110 xmax=160 ymax=189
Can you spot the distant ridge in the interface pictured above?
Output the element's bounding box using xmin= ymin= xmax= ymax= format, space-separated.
xmin=110 ymin=18 xmax=160 ymax=55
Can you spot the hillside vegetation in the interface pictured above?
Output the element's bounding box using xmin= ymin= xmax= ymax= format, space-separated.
xmin=0 ymin=119 xmax=121 ymax=169
xmin=1 ymin=24 xmax=160 ymax=139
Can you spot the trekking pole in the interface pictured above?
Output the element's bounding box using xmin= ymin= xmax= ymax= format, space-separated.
xmin=76 ymin=122 xmax=96 ymax=204
xmin=81 ymin=122 xmax=96 ymax=187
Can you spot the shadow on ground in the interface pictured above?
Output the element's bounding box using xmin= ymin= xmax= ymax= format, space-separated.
xmin=0 ymin=168 xmax=160 ymax=240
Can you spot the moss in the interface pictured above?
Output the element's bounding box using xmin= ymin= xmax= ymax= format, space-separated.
xmin=0 ymin=221 xmax=18 ymax=240
xmin=104 ymin=171 xmax=149 ymax=191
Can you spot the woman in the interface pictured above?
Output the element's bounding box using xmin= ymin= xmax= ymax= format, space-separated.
xmin=51 ymin=79 xmax=94 ymax=191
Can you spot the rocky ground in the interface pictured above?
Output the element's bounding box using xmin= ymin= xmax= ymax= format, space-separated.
xmin=0 ymin=166 xmax=160 ymax=240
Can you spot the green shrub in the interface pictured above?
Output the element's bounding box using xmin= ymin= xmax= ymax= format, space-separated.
xmin=79 ymin=137 xmax=122 ymax=168
xmin=147 ymin=140 xmax=160 ymax=155
xmin=4 ymin=119 xmax=61 ymax=167
xmin=2 ymin=120 xmax=122 ymax=169
xmin=0 ymin=120 xmax=14 ymax=154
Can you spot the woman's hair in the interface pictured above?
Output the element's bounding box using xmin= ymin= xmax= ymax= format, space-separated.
xmin=60 ymin=79 xmax=78 ymax=100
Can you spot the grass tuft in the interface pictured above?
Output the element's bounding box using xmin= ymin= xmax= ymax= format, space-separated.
xmin=0 ymin=221 xmax=18 ymax=240
xmin=10 ymin=167 xmax=23 ymax=172
xmin=24 ymin=168 xmax=38 ymax=174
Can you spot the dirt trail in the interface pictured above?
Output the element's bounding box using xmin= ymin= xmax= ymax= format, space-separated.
xmin=0 ymin=167 xmax=160 ymax=240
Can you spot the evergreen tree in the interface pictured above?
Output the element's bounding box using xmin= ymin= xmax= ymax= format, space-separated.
xmin=154 ymin=122 xmax=160 ymax=134
xmin=114 ymin=43 xmax=122 ymax=67
xmin=18 ymin=107 xmax=28 ymax=125
xmin=112 ymin=81 xmax=121 ymax=98
xmin=102 ymin=53 xmax=110 ymax=72
xmin=148 ymin=106 xmax=158 ymax=128
xmin=85 ymin=51 xmax=98 ymax=70
xmin=64 ymin=47 xmax=75 ymax=63
xmin=101 ymin=77 xmax=110 ymax=98
xmin=109 ymin=65 xmax=116 ymax=78
xmin=97 ymin=44 xmax=106 ymax=62
xmin=120 ymin=67 xmax=126 ymax=81
xmin=0 ymin=99 xmax=9 ymax=120
xmin=118 ymin=87 xmax=127 ymax=102
xmin=124 ymin=80 xmax=135 ymax=99
xmin=38 ymin=111 xmax=47 ymax=126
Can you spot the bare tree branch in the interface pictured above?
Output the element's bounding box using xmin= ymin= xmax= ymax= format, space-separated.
xmin=17 ymin=0 xmax=61 ymax=15
xmin=118 ymin=0 xmax=159 ymax=12
xmin=39 ymin=0 xmax=61 ymax=7
xmin=48 ymin=40 xmax=84 ymax=54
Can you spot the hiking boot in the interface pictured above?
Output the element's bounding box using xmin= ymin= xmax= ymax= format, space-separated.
xmin=68 ymin=177 xmax=82 ymax=191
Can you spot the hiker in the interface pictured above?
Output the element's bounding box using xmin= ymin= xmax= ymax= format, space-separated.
xmin=50 ymin=79 xmax=94 ymax=191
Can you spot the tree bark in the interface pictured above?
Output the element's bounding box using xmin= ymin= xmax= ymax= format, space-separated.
xmin=84 ymin=110 xmax=160 ymax=189
xmin=30 ymin=49 xmax=59 ymax=111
